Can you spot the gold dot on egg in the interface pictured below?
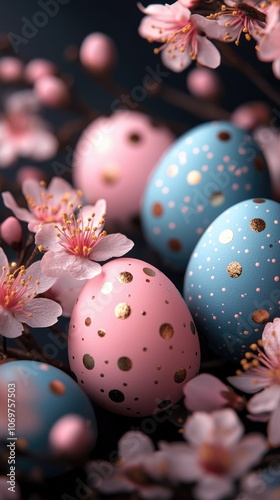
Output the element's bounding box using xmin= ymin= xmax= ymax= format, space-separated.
xmin=157 ymin=399 xmax=171 ymax=409
xmin=253 ymin=198 xmax=266 ymax=203
xmin=219 ymin=229 xmax=234 ymax=244
xmin=168 ymin=239 xmax=182 ymax=252
xmin=118 ymin=272 xmax=133 ymax=284
xmin=167 ymin=164 xmax=179 ymax=177
xmin=143 ymin=267 xmax=156 ymax=277
xmin=249 ymin=218 xmax=266 ymax=232
xmin=254 ymin=156 xmax=265 ymax=171
xmin=156 ymin=365 xmax=161 ymax=370
xmin=85 ymin=317 xmax=91 ymax=326
xmin=83 ymin=354 xmax=95 ymax=370
xmin=174 ymin=368 xmax=187 ymax=383
xmin=218 ymin=131 xmax=231 ymax=141
xmin=210 ymin=191 xmax=225 ymax=207
xmin=49 ymin=380 xmax=66 ymax=395
xmin=226 ymin=261 xmax=242 ymax=278
xmin=101 ymin=167 xmax=120 ymax=184
xmin=152 ymin=202 xmax=163 ymax=217
xmin=98 ymin=328 xmax=106 ymax=337
xmin=128 ymin=132 xmax=141 ymax=143
xmin=159 ymin=323 xmax=174 ymax=339
xmin=109 ymin=389 xmax=125 ymax=403
xmin=187 ymin=170 xmax=202 ymax=185
xmin=117 ymin=357 xmax=133 ymax=371
xmin=252 ymin=309 xmax=270 ymax=324
xmin=190 ymin=321 xmax=196 ymax=335
xmin=115 ymin=302 xmax=131 ymax=319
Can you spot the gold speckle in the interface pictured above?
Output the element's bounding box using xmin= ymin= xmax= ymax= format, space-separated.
xmin=160 ymin=323 xmax=174 ymax=339
xmin=129 ymin=132 xmax=141 ymax=142
xmin=252 ymin=309 xmax=270 ymax=324
xmin=118 ymin=272 xmax=133 ymax=284
xmin=226 ymin=261 xmax=242 ymax=278
xmin=253 ymin=198 xmax=265 ymax=203
xmin=49 ymin=380 xmax=66 ymax=395
xmin=143 ymin=267 xmax=156 ymax=277
xmin=168 ymin=239 xmax=182 ymax=252
xmin=219 ymin=229 xmax=234 ymax=244
xmin=210 ymin=191 xmax=225 ymax=207
xmin=152 ymin=202 xmax=163 ymax=217
xmin=156 ymin=364 xmax=161 ymax=370
xmin=16 ymin=438 xmax=28 ymax=451
xmin=187 ymin=170 xmax=202 ymax=185
xmin=85 ymin=317 xmax=91 ymax=326
xmin=98 ymin=328 xmax=106 ymax=337
xmin=254 ymin=156 xmax=265 ymax=171
xmin=174 ymin=368 xmax=187 ymax=383
xmin=115 ymin=302 xmax=131 ymax=319
xmin=118 ymin=357 xmax=133 ymax=371
xmin=101 ymin=167 xmax=120 ymax=184
xmin=218 ymin=131 xmax=231 ymax=141
xmin=167 ymin=164 xmax=179 ymax=177
xmin=250 ymin=218 xmax=266 ymax=232
xmin=83 ymin=354 xmax=95 ymax=370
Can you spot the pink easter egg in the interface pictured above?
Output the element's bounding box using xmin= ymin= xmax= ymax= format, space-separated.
xmin=72 ymin=111 xmax=175 ymax=225
xmin=68 ymin=258 xmax=200 ymax=417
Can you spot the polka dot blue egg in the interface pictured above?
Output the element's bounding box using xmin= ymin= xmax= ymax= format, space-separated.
xmin=141 ymin=121 xmax=271 ymax=270
xmin=0 ymin=360 xmax=97 ymax=477
xmin=183 ymin=198 xmax=280 ymax=363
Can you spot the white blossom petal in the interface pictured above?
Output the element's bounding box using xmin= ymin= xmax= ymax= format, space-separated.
xmin=184 ymin=373 xmax=228 ymax=412
xmin=2 ymin=191 xmax=35 ymax=224
xmin=119 ymin=432 xmax=155 ymax=461
xmin=0 ymin=309 xmax=23 ymax=338
xmin=90 ymin=233 xmax=134 ymax=261
xmin=247 ymin=385 xmax=280 ymax=414
xmin=194 ymin=476 xmax=234 ymax=500
xmin=268 ymin=404 xmax=280 ymax=447
xmin=231 ymin=434 xmax=267 ymax=478
xmin=15 ymin=298 xmax=62 ymax=327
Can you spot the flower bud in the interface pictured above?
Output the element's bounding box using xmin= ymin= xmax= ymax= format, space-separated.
xmin=49 ymin=414 xmax=96 ymax=459
xmin=186 ymin=67 xmax=222 ymax=100
xmin=24 ymin=58 xmax=57 ymax=84
xmin=0 ymin=217 xmax=22 ymax=247
xmin=0 ymin=57 xmax=24 ymax=83
xmin=34 ymin=75 xmax=70 ymax=108
xmin=79 ymin=32 xmax=117 ymax=75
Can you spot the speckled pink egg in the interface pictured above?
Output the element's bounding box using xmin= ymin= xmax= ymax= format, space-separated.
xmin=72 ymin=111 xmax=175 ymax=225
xmin=68 ymin=258 xmax=200 ymax=417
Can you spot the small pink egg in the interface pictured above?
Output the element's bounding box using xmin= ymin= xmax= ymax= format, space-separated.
xmin=186 ymin=67 xmax=222 ymax=100
xmin=0 ymin=217 xmax=22 ymax=246
xmin=68 ymin=258 xmax=200 ymax=417
xmin=72 ymin=111 xmax=175 ymax=225
xmin=34 ymin=75 xmax=69 ymax=107
xmin=79 ymin=32 xmax=117 ymax=74
xmin=24 ymin=58 xmax=57 ymax=83
xmin=0 ymin=57 xmax=24 ymax=83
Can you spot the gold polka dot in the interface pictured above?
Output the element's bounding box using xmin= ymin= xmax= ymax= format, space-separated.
xmin=168 ymin=239 xmax=182 ymax=252
xmin=226 ymin=261 xmax=242 ymax=278
xmin=128 ymin=132 xmax=141 ymax=142
xmin=210 ymin=191 xmax=225 ymax=207
xmin=85 ymin=317 xmax=91 ymax=326
xmin=167 ymin=164 xmax=179 ymax=177
xmin=49 ymin=380 xmax=66 ymax=395
xmin=253 ymin=198 xmax=266 ymax=203
xmin=118 ymin=272 xmax=133 ymax=284
xmin=101 ymin=167 xmax=120 ymax=184
xmin=219 ymin=229 xmax=234 ymax=244
xmin=143 ymin=267 xmax=156 ymax=277
xmin=252 ymin=309 xmax=270 ymax=324
xmin=187 ymin=170 xmax=202 ymax=185
xmin=152 ymin=202 xmax=163 ymax=217
xmin=159 ymin=323 xmax=174 ymax=339
xmin=117 ymin=357 xmax=133 ymax=371
xmin=174 ymin=368 xmax=187 ymax=383
xmin=254 ymin=156 xmax=265 ymax=171
xmin=98 ymin=328 xmax=106 ymax=337
xmin=218 ymin=131 xmax=231 ymax=141
xmin=83 ymin=354 xmax=95 ymax=370
xmin=115 ymin=302 xmax=131 ymax=319
xmin=250 ymin=218 xmax=266 ymax=232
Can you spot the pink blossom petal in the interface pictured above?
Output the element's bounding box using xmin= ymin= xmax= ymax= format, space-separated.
xmin=25 ymin=128 xmax=58 ymax=160
xmin=25 ymin=261 xmax=58 ymax=293
xmin=0 ymin=310 xmax=24 ymax=338
xmin=211 ymin=408 xmax=244 ymax=446
xmin=160 ymin=443 xmax=201 ymax=481
xmin=262 ymin=318 xmax=280 ymax=364
xmin=184 ymin=373 xmax=228 ymax=412
xmin=267 ymin=404 xmax=280 ymax=446
xmin=139 ymin=486 xmax=173 ymax=499
xmin=272 ymin=58 xmax=280 ymax=79
xmin=119 ymin=432 xmax=155 ymax=461
xmin=41 ymin=251 xmax=102 ymax=280
xmin=44 ymin=176 xmax=76 ymax=203
xmin=196 ymin=36 xmax=221 ymax=69
xmin=258 ymin=31 xmax=280 ymax=61
xmin=0 ymin=248 xmax=9 ymax=269
xmin=90 ymin=233 xmax=134 ymax=261
xmin=194 ymin=476 xmax=233 ymax=500
xmin=2 ymin=191 xmax=35 ymax=224
xmin=0 ymin=140 xmax=18 ymax=167
xmin=246 ymin=412 xmax=270 ymax=423
xmin=227 ymin=373 xmax=269 ymax=393
xmin=161 ymin=46 xmax=191 ymax=72
xmin=35 ymin=223 xmax=60 ymax=251
xmin=184 ymin=412 xmax=215 ymax=446
xmin=15 ymin=298 xmax=62 ymax=328
xmin=89 ymin=467 xmax=135 ymax=494
xmin=231 ymin=434 xmax=267 ymax=478
xmin=247 ymin=385 xmax=280 ymax=414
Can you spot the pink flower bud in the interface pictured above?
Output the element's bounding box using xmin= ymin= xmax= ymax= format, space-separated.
xmin=49 ymin=414 xmax=96 ymax=458
xmin=0 ymin=57 xmax=24 ymax=83
xmin=16 ymin=165 xmax=47 ymax=186
xmin=34 ymin=75 xmax=70 ymax=108
xmin=186 ymin=67 xmax=222 ymax=100
xmin=79 ymin=32 xmax=117 ymax=74
xmin=231 ymin=102 xmax=271 ymax=130
xmin=24 ymin=58 xmax=57 ymax=83
xmin=0 ymin=217 xmax=22 ymax=246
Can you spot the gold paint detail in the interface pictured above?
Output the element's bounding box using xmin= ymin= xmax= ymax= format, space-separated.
xmin=98 ymin=328 xmax=106 ymax=337
xmin=218 ymin=131 xmax=231 ymax=141
xmin=115 ymin=302 xmax=131 ymax=319
xmin=143 ymin=267 xmax=156 ymax=277
xmin=101 ymin=167 xmax=120 ymax=184
xmin=168 ymin=239 xmax=182 ymax=252
xmin=152 ymin=202 xmax=163 ymax=217
xmin=85 ymin=317 xmax=91 ymax=326
xmin=118 ymin=271 xmax=133 ymax=284
xmin=174 ymin=368 xmax=187 ymax=383
xmin=226 ymin=261 xmax=242 ymax=278
xmin=210 ymin=191 xmax=225 ymax=207
xmin=249 ymin=218 xmax=266 ymax=232
xmin=159 ymin=323 xmax=174 ymax=339
xmin=117 ymin=356 xmax=133 ymax=371
xmin=83 ymin=354 xmax=95 ymax=370
xmin=49 ymin=380 xmax=66 ymax=395
xmin=252 ymin=309 xmax=270 ymax=324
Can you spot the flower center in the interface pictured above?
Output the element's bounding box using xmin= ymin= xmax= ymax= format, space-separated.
xmin=0 ymin=264 xmax=37 ymax=315
xmin=199 ymin=443 xmax=233 ymax=476
xmin=152 ymin=20 xmax=199 ymax=64
xmin=55 ymin=206 xmax=106 ymax=258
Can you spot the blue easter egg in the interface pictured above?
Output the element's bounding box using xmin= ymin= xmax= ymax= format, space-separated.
xmin=141 ymin=121 xmax=272 ymax=270
xmin=0 ymin=360 xmax=97 ymax=477
xmin=183 ymin=198 xmax=280 ymax=363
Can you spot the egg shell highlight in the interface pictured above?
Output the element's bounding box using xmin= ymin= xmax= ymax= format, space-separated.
xmin=68 ymin=258 xmax=200 ymax=417
xmin=184 ymin=198 xmax=280 ymax=363
xmin=141 ymin=121 xmax=271 ymax=270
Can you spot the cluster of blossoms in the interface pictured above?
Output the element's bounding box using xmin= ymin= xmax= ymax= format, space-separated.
xmin=138 ymin=0 xmax=280 ymax=78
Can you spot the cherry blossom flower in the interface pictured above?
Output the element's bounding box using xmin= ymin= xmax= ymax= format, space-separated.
xmin=208 ymin=0 xmax=266 ymax=45
xmin=138 ymin=1 xmax=222 ymax=72
xmin=159 ymin=408 xmax=267 ymax=500
xmin=184 ymin=373 xmax=246 ymax=412
xmin=36 ymin=199 xmax=134 ymax=280
xmin=228 ymin=318 xmax=280 ymax=447
xmin=2 ymin=177 xmax=82 ymax=233
xmin=256 ymin=4 xmax=280 ymax=78
xmin=0 ymin=89 xmax=58 ymax=167
xmin=86 ymin=431 xmax=172 ymax=499
xmin=0 ymin=247 xmax=62 ymax=338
